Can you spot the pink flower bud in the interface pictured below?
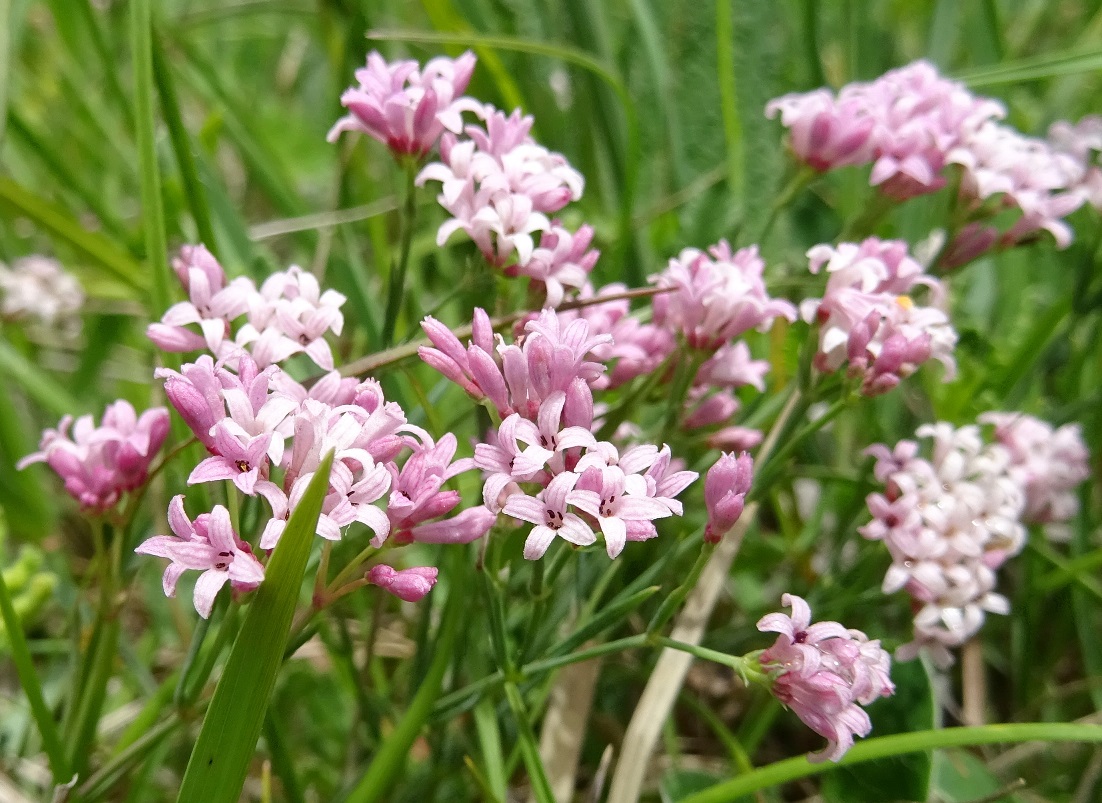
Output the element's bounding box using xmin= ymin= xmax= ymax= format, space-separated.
xmin=703 ymin=452 xmax=753 ymax=543
xmin=367 ymin=565 xmax=439 ymax=602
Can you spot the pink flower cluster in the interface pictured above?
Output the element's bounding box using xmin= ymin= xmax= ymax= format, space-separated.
xmin=421 ymin=307 xmax=698 ymax=559
xmin=19 ymin=401 xmax=169 ymax=513
xmin=769 ymin=61 xmax=1097 ymax=261
xmin=862 ymin=422 xmax=1028 ymax=667
xmin=981 ymin=412 xmax=1090 ymax=536
xmin=147 ymin=246 xmax=346 ymax=371
xmin=327 ymin=50 xmax=477 ymax=160
xmin=757 ymin=594 xmax=894 ymax=762
xmin=418 ymin=102 xmax=587 ymax=285
xmin=800 ymin=237 xmax=957 ymax=395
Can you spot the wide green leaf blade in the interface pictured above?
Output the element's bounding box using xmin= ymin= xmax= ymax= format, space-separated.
xmin=175 ymin=450 xmax=334 ymax=803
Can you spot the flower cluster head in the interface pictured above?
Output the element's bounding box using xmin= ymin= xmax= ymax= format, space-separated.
xmin=981 ymin=412 xmax=1090 ymax=536
xmin=862 ymin=422 xmax=1027 ymax=667
xmin=703 ymin=452 xmax=754 ymax=542
xmin=769 ymin=61 xmax=1096 ymax=259
xmin=0 ymin=255 xmax=83 ymax=330
xmin=757 ymin=594 xmax=894 ymax=763
xmin=418 ymin=103 xmax=585 ymax=272
xmin=422 ymin=307 xmax=698 ymax=559
xmin=135 ymin=496 xmax=264 ymax=618
xmin=148 ymin=247 xmax=346 ymax=371
xmin=327 ymin=50 xmax=477 ymax=160
xmin=19 ymin=400 xmax=169 ymax=513
xmin=801 ymin=237 xmax=957 ymax=395
xmin=651 ymin=242 xmax=797 ymax=350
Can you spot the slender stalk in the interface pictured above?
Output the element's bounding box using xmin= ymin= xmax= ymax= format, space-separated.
xmin=504 ymin=681 xmax=556 ymax=803
xmin=0 ymin=568 xmax=69 ymax=783
xmin=680 ymin=724 xmax=1102 ymax=803
xmin=381 ymin=165 xmax=418 ymax=346
xmin=654 ymin=637 xmax=768 ymax=685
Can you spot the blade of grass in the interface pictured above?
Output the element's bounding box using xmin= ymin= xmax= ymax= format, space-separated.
xmin=0 ymin=568 xmax=69 ymax=784
xmin=956 ymin=47 xmax=1102 ymax=86
xmin=152 ymin=30 xmax=217 ymax=253
xmin=680 ymin=723 xmax=1102 ymax=802
xmin=131 ymin=0 xmax=172 ymax=320
xmin=0 ymin=178 xmax=146 ymax=290
xmin=175 ymin=451 xmax=333 ymax=803
xmin=0 ymin=340 xmax=83 ymax=415
xmin=0 ymin=0 xmax=10 ymax=148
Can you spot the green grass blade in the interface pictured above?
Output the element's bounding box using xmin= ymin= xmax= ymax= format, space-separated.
xmin=130 ymin=0 xmax=172 ymax=319
xmin=0 ymin=178 xmax=146 ymax=290
xmin=715 ymin=0 xmax=740 ymax=201
xmin=956 ymin=47 xmax=1102 ymax=86
xmin=0 ymin=567 xmax=70 ymax=784
xmin=680 ymin=723 xmax=1102 ymax=802
xmin=0 ymin=0 xmax=10 ymax=149
xmin=152 ymin=30 xmax=217 ymax=253
xmin=0 ymin=340 xmax=83 ymax=415
xmin=175 ymin=451 xmax=334 ymax=803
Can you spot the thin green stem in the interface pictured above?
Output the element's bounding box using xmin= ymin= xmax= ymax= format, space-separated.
xmin=750 ymin=395 xmax=848 ymax=500
xmin=504 ymin=681 xmax=556 ymax=803
xmin=0 ymin=567 xmax=70 ymax=783
xmin=759 ymin=166 xmax=816 ymax=244
xmin=680 ymin=724 xmax=1102 ymax=802
xmin=382 ymin=165 xmax=418 ymax=346
xmin=654 ymin=637 xmax=768 ymax=685
xmin=662 ymin=350 xmax=705 ymax=442
xmin=77 ymin=715 xmax=183 ymax=802
xmin=647 ymin=540 xmax=713 ymax=633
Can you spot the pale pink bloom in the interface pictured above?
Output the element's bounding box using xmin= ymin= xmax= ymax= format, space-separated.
xmin=703 ymin=452 xmax=753 ymax=542
xmin=366 ymin=565 xmax=439 ymax=602
xmin=1049 ymin=116 xmax=1102 ymax=210
xmin=475 ymin=414 xmax=555 ymax=511
xmin=417 ymin=106 xmax=583 ymax=267
xmin=570 ymin=465 xmax=673 ymax=558
xmin=948 ymin=120 xmax=1087 ymax=249
xmin=271 ymin=370 xmax=359 ymax=407
xmin=188 ymin=422 xmax=274 ymax=495
xmin=19 ymin=401 xmax=169 ymax=513
xmin=386 ymin=432 xmax=476 ymax=543
xmin=502 ymin=472 xmax=596 ymax=559
xmin=420 ymin=307 xmax=611 ymax=422
xmin=981 ymin=412 xmax=1090 ymax=531
xmin=758 ymin=594 xmax=894 ymax=763
xmin=766 ymin=89 xmax=876 ymax=171
xmin=696 ymin=341 xmax=770 ymax=391
xmin=652 ymin=242 xmax=796 ymax=350
xmin=507 ymin=223 xmax=599 ymax=306
xmin=327 ymin=50 xmax=477 ymax=159
xmin=151 ymin=245 xmax=254 ymax=354
xmin=682 ymin=389 xmax=739 ymax=430
xmin=708 ymin=427 xmax=764 ymax=452
xmin=237 ymin=265 xmax=346 ymax=370
xmin=802 ymin=238 xmax=956 ymax=395
xmin=939 ymin=223 xmax=1000 ymax=270
xmin=0 ymin=255 xmax=83 ymax=328
xmin=135 ymin=496 xmax=264 ymax=618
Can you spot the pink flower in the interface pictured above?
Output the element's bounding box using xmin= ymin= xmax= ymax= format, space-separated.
xmin=327 ymin=50 xmax=477 ymax=159
xmin=570 ymin=464 xmax=673 ymax=558
xmin=135 ymin=496 xmax=264 ymax=618
xmin=757 ymin=594 xmax=894 ymax=763
xmin=150 ymin=245 xmax=254 ymax=355
xmin=703 ymin=452 xmax=753 ymax=542
xmin=801 ymin=238 xmax=956 ymax=395
xmin=19 ymin=401 xmax=169 ymax=513
xmin=503 ymin=472 xmax=596 ymax=559
xmin=766 ymin=88 xmax=877 ymax=171
xmin=188 ymin=422 xmax=274 ymax=495
xmin=981 ymin=412 xmax=1090 ymax=531
xmin=506 ymin=223 xmax=599 ymax=306
xmin=386 ymin=432 xmax=476 ymax=542
xmin=696 ymin=341 xmax=770 ymax=392
xmin=367 ymin=565 xmax=439 ymax=602
xmin=651 ymin=242 xmax=796 ymax=350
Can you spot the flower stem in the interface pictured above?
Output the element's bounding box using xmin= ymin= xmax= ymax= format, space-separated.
xmin=381 ymin=164 xmax=419 ymax=347
xmin=653 ymin=636 xmax=768 ymax=685
xmin=647 ymin=539 xmax=713 ymax=633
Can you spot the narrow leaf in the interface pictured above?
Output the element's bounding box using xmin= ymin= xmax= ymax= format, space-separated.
xmin=176 ymin=451 xmax=333 ymax=803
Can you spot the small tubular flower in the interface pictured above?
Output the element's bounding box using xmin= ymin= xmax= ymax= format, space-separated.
xmin=327 ymin=50 xmax=477 ymax=159
xmin=135 ymin=496 xmax=264 ymax=618
xmin=703 ymin=452 xmax=754 ymax=543
xmin=757 ymin=594 xmax=894 ymax=763
xmin=366 ymin=565 xmax=439 ymax=602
